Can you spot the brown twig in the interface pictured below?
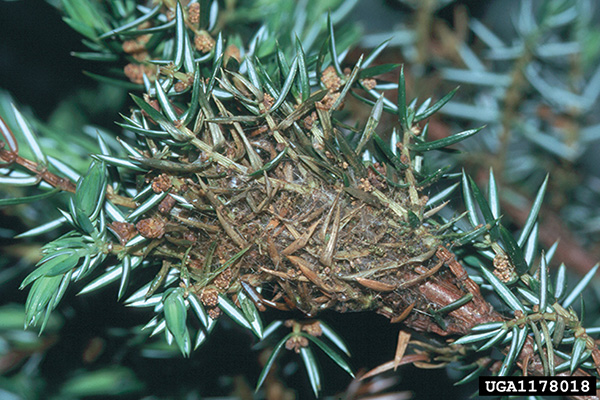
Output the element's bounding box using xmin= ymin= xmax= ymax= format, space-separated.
xmin=0 ymin=146 xmax=76 ymax=193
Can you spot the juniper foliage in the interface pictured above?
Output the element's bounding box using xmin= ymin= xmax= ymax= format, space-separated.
xmin=1 ymin=1 xmax=600 ymax=399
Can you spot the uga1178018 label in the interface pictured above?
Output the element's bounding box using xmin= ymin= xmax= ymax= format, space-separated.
xmin=479 ymin=376 xmax=596 ymax=396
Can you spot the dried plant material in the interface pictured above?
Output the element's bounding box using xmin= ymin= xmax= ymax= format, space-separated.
xmin=303 ymin=111 xmax=317 ymax=129
xmin=111 ymin=221 xmax=137 ymax=245
xmin=316 ymin=92 xmax=341 ymax=111
xmin=396 ymin=259 xmax=443 ymax=289
xmin=321 ymin=66 xmax=341 ymax=92
xmin=136 ymin=217 xmax=166 ymax=239
xmin=286 ymin=255 xmax=334 ymax=293
xmin=394 ymin=331 xmax=411 ymax=371
xmin=207 ymin=307 xmax=221 ymax=319
xmin=285 ymin=335 xmax=309 ymax=353
xmin=301 ymin=321 xmax=323 ymax=337
xmin=361 ymin=354 xmax=430 ymax=380
xmin=412 ymin=361 xmax=448 ymax=369
xmin=152 ymin=174 xmax=172 ymax=193
xmin=355 ymin=277 xmax=396 ymax=292
xmin=358 ymin=177 xmax=374 ymax=192
xmin=200 ymin=288 xmax=220 ymax=307
xmin=262 ymin=93 xmax=275 ymax=111
xmin=319 ymin=202 xmax=340 ymax=267
xmin=174 ymin=81 xmax=188 ymax=92
xmin=213 ymin=268 xmax=233 ymax=290
xmin=391 ymin=303 xmax=415 ymax=323
xmin=158 ymin=195 xmax=177 ymax=214
xmin=282 ymin=219 xmax=320 ymax=256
